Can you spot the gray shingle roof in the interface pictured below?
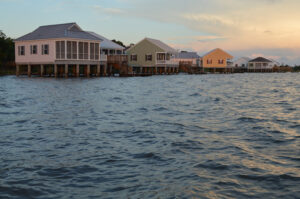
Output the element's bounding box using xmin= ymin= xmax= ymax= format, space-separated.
xmin=249 ymin=57 xmax=272 ymax=63
xmin=15 ymin=23 xmax=102 ymax=41
xmin=88 ymin=32 xmax=125 ymax=50
xmin=145 ymin=38 xmax=177 ymax=54
xmin=175 ymin=51 xmax=200 ymax=59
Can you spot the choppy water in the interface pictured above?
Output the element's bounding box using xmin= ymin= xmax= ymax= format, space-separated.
xmin=0 ymin=73 xmax=299 ymax=199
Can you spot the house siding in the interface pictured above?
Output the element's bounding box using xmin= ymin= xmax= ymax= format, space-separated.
xmin=127 ymin=39 xmax=165 ymax=67
xmin=15 ymin=38 xmax=101 ymax=64
xmin=15 ymin=39 xmax=56 ymax=64
xmin=202 ymin=49 xmax=233 ymax=68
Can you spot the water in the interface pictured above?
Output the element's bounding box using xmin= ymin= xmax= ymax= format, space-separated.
xmin=0 ymin=73 xmax=299 ymax=199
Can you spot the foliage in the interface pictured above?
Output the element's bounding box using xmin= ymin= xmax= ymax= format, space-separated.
xmin=293 ymin=66 xmax=300 ymax=72
xmin=111 ymin=39 xmax=125 ymax=47
xmin=0 ymin=31 xmax=15 ymax=75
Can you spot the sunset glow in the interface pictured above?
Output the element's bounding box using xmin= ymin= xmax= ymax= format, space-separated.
xmin=1 ymin=0 xmax=300 ymax=64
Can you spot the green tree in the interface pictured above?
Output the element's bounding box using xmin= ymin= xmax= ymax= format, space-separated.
xmin=111 ymin=39 xmax=125 ymax=47
xmin=0 ymin=30 xmax=15 ymax=65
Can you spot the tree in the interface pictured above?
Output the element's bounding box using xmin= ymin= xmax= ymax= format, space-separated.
xmin=111 ymin=39 xmax=126 ymax=47
xmin=0 ymin=31 xmax=15 ymax=65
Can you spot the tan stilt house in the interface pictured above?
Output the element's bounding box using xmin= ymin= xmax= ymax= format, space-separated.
xmin=126 ymin=38 xmax=179 ymax=75
xmin=14 ymin=23 xmax=107 ymax=77
xmin=201 ymin=48 xmax=233 ymax=72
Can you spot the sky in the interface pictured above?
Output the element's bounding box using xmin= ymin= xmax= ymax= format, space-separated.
xmin=1 ymin=0 xmax=300 ymax=65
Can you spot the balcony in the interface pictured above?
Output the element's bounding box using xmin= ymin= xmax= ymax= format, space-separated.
xmin=100 ymin=54 xmax=107 ymax=62
xmin=156 ymin=59 xmax=179 ymax=66
xmin=107 ymin=55 xmax=128 ymax=64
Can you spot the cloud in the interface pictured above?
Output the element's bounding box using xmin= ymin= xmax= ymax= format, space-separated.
xmin=90 ymin=0 xmax=300 ymax=64
xmin=93 ymin=5 xmax=126 ymax=15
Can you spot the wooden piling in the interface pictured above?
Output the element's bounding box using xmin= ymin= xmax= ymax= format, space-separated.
xmin=40 ymin=65 xmax=44 ymax=77
xmin=54 ymin=64 xmax=58 ymax=78
xmin=16 ymin=65 xmax=20 ymax=76
xmin=28 ymin=65 xmax=31 ymax=77
xmin=65 ymin=64 xmax=68 ymax=78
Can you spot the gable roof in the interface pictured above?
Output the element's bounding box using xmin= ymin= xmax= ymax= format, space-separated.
xmin=145 ymin=38 xmax=177 ymax=54
xmin=249 ymin=57 xmax=272 ymax=63
xmin=175 ymin=51 xmax=200 ymax=59
xmin=144 ymin=38 xmax=176 ymax=53
xmin=234 ymin=57 xmax=251 ymax=62
xmin=88 ymin=32 xmax=124 ymax=50
xmin=202 ymin=48 xmax=233 ymax=59
xmin=126 ymin=37 xmax=178 ymax=54
xmin=15 ymin=23 xmax=102 ymax=41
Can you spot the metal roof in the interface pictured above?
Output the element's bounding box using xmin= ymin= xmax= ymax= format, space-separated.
xmin=175 ymin=51 xmax=200 ymax=59
xmin=145 ymin=38 xmax=177 ymax=54
xmin=15 ymin=23 xmax=102 ymax=41
xmin=249 ymin=57 xmax=272 ymax=63
xmin=88 ymin=32 xmax=125 ymax=50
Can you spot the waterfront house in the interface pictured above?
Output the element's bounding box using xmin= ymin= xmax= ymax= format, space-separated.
xmin=88 ymin=32 xmax=128 ymax=75
xmin=174 ymin=51 xmax=201 ymax=67
xmin=88 ymin=32 xmax=125 ymax=55
xmin=126 ymin=38 xmax=179 ymax=75
xmin=248 ymin=57 xmax=273 ymax=72
xmin=233 ymin=57 xmax=251 ymax=68
xmin=201 ymin=48 xmax=233 ymax=71
xmin=269 ymin=59 xmax=281 ymax=68
xmin=14 ymin=22 xmax=105 ymax=77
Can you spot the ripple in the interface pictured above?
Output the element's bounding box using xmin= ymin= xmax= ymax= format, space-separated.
xmin=0 ymin=74 xmax=299 ymax=199
xmin=194 ymin=160 xmax=229 ymax=170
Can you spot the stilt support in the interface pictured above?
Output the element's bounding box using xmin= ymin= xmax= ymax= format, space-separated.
xmin=28 ymin=65 xmax=31 ymax=77
xmin=40 ymin=65 xmax=44 ymax=77
xmin=16 ymin=65 xmax=20 ymax=76
xmin=54 ymin=64 xmax=58 ymax=78
xmin=65 ymin=64 xmax=68 ymax=78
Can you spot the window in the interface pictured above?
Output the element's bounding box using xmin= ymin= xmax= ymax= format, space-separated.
xmin=145 ymin=54 xmax=152 ymax=61
xmin=90 ymin=43 xmax=95 ymax=60
xmin=42 ymin=44 xmax=49 ymax=55
xmin=79 ymin=42 xmax=89 ymax=60
xmin=66 ymin=41 xmax=77 ymax=59
xmin=131 ymin=54 xmax=137 ymax=61
xmin=218 ymin=59 xmax=224 ymax=64
xmin=95 ymin=43 xmax=99 ymax=60
xmin=72 ymin=41 xmax=77 ymax=59
xmin=207 ymin=59 xmax=212 ymax=64
xmin=84 ymin=42 xmax=88 ymax=59
xmin=56 ymin=41 xmax=65 ymax=59
xmin=18 ymin=46 xmax=25 ymax=56
xmin=89 ymin=43 xmax=100 ymax=60
xmin=67 ymin=41 xmax=72 ymax=59
xmin=249 ymin=63 xmax=254 ymax=67
xmin=79 ymin=42 xmax=84 ymax=59
xmin=157 ymin=53 xmax=165 ymax=60
xmin=30 ymin=45 xmax=37 ymax=54
xmin=166 ymin=54 xmax=170 ymax=60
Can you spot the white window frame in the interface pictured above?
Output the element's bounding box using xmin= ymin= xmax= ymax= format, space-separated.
xmin=18 ymin=46 xmax=25 ymax=56
xmin=42 ymin=44 xmax=49 ymax=55
xmin=30 ymin=45 xmax=37 ymax=55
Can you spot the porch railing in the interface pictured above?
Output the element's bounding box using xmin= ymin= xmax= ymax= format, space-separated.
xmin=100 ymin=54 xmax=107 ymax=62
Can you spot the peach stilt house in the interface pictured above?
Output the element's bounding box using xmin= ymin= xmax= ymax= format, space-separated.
xmin=14 ymin=23 xmax=109 ymax=77
xmin=201 ymin=48 xmax=233 ymax=72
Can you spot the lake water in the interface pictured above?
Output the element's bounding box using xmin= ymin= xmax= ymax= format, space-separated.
xmin=0 ymin=73 xmax=299 ymax=199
